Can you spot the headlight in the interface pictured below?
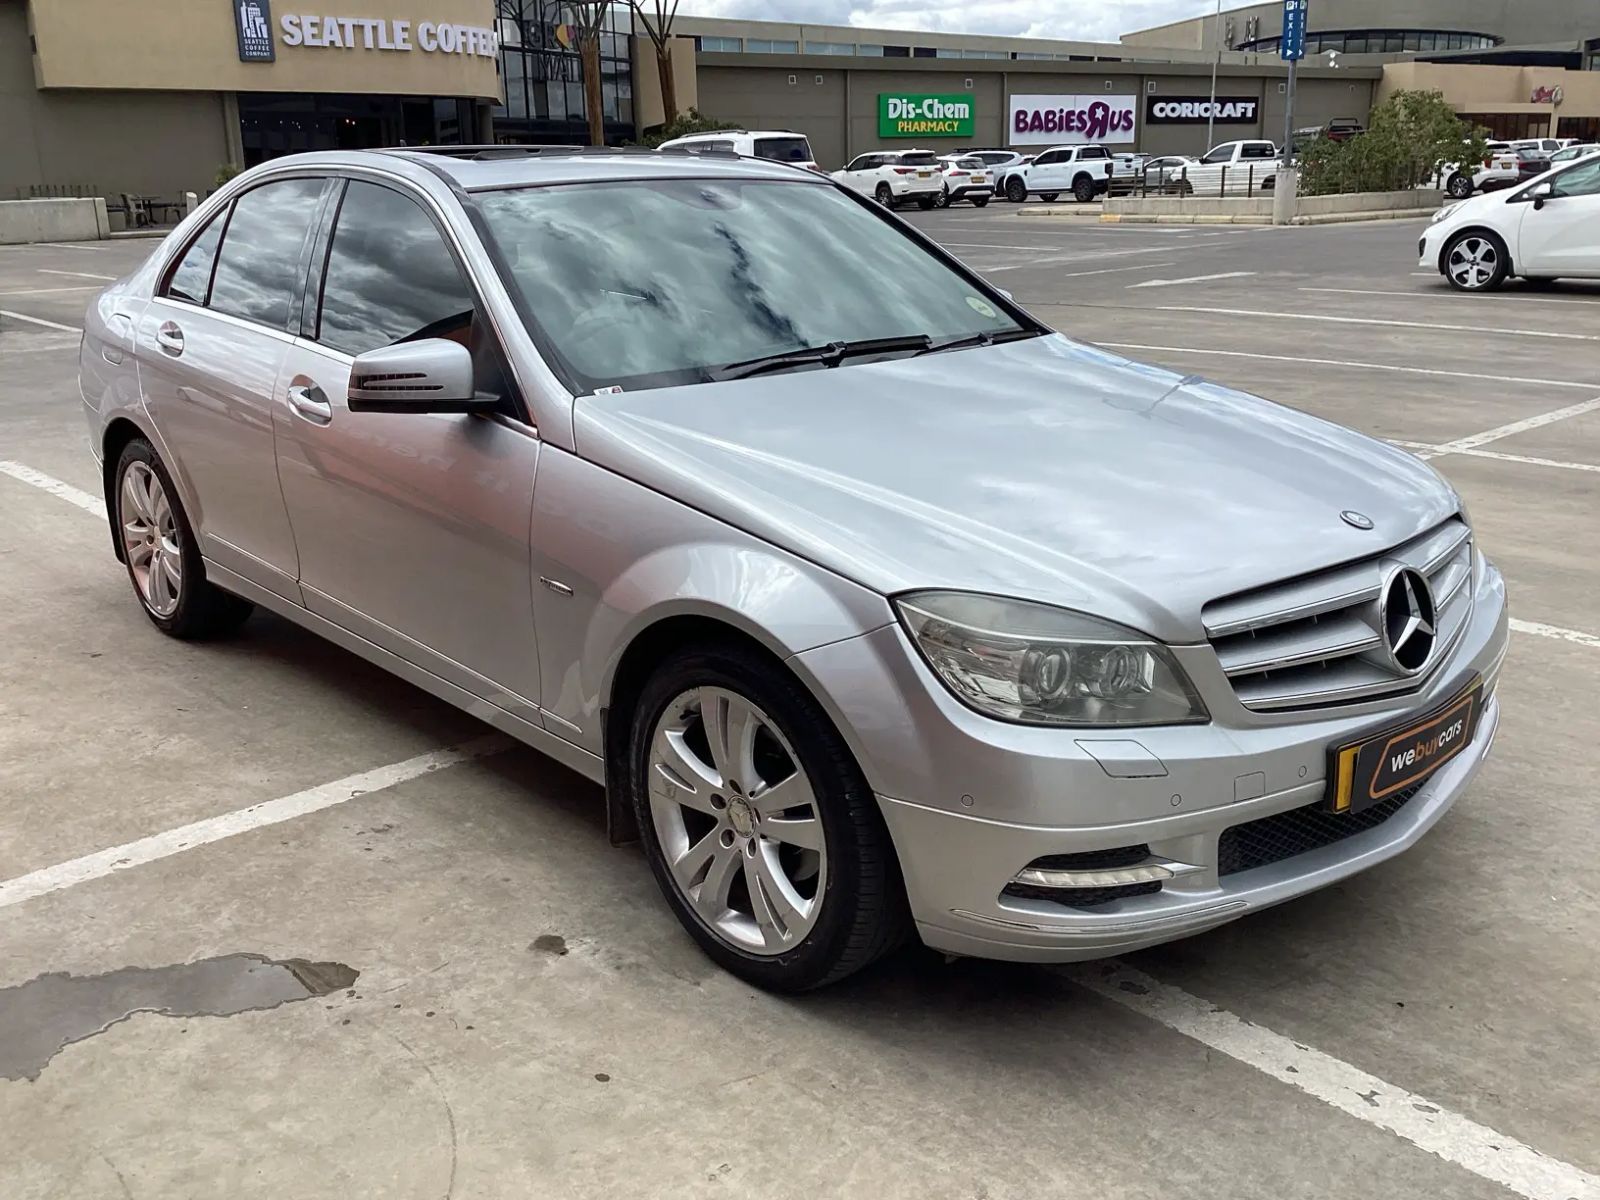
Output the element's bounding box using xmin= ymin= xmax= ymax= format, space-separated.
xmin=1430 ymin=203 xmax=1459 ymax=224
xmin=895 ymin=591 xmax=1209 ymax=727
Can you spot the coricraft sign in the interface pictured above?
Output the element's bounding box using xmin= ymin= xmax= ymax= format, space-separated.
xmin=277 ymin=13 xmax=498 ymax=56
xmin=1009 ymin=94 xmax=1136 ymax=145
xmin=879 ymin=94 xmax=976 ymax=138
xmin=1146 ymin=96 xmax=1260 ymax=124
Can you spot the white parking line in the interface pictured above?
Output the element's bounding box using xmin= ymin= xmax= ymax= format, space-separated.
xmin=1156 ymin=306 xmax=1600 ymax=342
xmin=1421 ymin=395 xmax=1600 ymax=456
xmin=1397 ymin=440 xmax=1600 ymax=475
xmin=1035 ymin=261 xmax=1178 ymax=280
xmin=1096 ymin=343 xmax=1600 ymax=392
xmin=1302 ymin=287 xmax=1600 ymax=307
xmin=976 ymin=245 xmax=1188 ymax=273
xmin=0 ymin=309 xmax=82 ymax=332
xmin=27 ymin=241 xmax=112 ymax=252
xmin=1508 ymin=618 xmax=1600 ymax=651
xmin=37 ymin=268 xmax=117 ymax=281
xmin=0 ymin=736 xmax=512 ymax=911
xmin=0 ymin=285 xmax=98 ymax=296
xmin=0 ymin=461 xmax=107 ymax=517
xmin=1128 ymin=271 xmax=1257 ymax=289
xmin=1070 ymin=962 xmax=1600 ymax=1200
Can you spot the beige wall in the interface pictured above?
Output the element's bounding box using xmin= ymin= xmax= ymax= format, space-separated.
xmin=1379 ymin=61 xmax=1600 ymax=122
xmin=694 ymin=59 xmax=1380 ymax=167
xmin=1 ymin=0 xmax=228 ymax=200
xmin=632 ymin=36 xmax=699 ymax=131
xmin=28 ymin=0 xmax=500 ymax=99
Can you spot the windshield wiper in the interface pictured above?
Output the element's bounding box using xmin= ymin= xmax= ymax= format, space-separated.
xmin=708 ymin=335 xmax=933 ymax=381
xmin=920 ymin=328 xmax=1044 ymax=356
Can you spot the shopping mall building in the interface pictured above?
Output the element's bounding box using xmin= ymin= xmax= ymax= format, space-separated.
xmin=2 ymin=0 xmax=1598 ymax=203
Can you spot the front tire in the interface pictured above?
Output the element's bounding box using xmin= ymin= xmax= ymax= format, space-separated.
xmin=629 ymin=644 xmax=907 ymax=992
xmin=1005 ymin=177 xmax=1027 ymax=203
xmin=1039 ymin=192 xmax=1060 ymax=203
xmin=113 ymin=439 xmax=253 ymax=639
xmin=1443 ymin=230 xmax=1509 ymax=292
xmin=971 ymin=196 xmax=990 ymax=208
xmin=916 ymin=195 xmax=935 ymax=210
xmin=934 ymin=186 xmax=951 ymax=209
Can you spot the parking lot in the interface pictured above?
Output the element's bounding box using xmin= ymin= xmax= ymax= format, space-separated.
xmin=3 ymin=210 xmax=1598 ymax=1200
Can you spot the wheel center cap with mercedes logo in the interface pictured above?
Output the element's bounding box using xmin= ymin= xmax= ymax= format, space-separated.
xmin=1380 ymin=566 xmax=1437 ymax=674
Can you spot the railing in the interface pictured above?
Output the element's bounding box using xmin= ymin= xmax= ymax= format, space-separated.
xmin=1129 ymin=163 xmax=1276 ymax=199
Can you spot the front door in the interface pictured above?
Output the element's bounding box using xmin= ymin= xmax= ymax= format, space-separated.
xmin=272 ymin=179 xmax=543 ymax=721
xmin=1517 ymin=159 xmax=1600 ymax=277
xmin=135 ymin=176 xmax=328 ymax=599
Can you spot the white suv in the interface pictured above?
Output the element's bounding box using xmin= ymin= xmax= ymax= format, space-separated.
xmin=657 ymin=129 xmax=818 ymax=171
xmin=832 ymin=150 xmax=945 ymax=209
xmin=1002 ymin=145 xmax=1115 ymax=204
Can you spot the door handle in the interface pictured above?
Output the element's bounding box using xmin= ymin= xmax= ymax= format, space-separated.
xmin=287 ymin=383 xmax=333 ymax=424
xmin=155 ymin=321 xmax=184 ymax=356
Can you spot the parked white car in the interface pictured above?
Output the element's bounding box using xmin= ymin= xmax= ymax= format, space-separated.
xmin=1141 ymin=154 xmax=1198 ymax=193
xmin=1184 ymin=140 xmax=1280 ymax=195
xmin=935 ymin=156 xmax=993 ymax=207
xmin=1550 ymin=143 xmax=1600 ymax=165
xmin=1440 ymin=142 xmax=1519 ymax=200
xmin=657 ymin=129 xmax=819 ymax=172
xmin=1001 ymin=145 xmax=1115 ymax=204
xmin=956 ymin=149 xmax=1032 ymax=195
xmin=1421 ymin=152 xmax=1600 ymax=290
xmin=1509 ymin=137 xmax=1581 ymax=157
xmin=832 ymin=149 xmax=944 ymax=209
xmin=1108 ymin=153 xmax=1145 ymax=193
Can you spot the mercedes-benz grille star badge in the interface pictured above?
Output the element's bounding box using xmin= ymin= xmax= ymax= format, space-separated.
xmin=1341 ymin=510 xmax=1375 ymax=530
xmin=1381 ymin=566 xmax=1437 ymax=674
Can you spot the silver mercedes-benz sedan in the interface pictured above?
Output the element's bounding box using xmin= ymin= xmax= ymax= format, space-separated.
xmin=79 ymin=147 xmax=1508 ymax=991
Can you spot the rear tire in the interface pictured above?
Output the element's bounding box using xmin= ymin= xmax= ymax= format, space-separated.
xmin=916 ymin=195 xmax=935 ymax=210
xmin=874 ymin=183 xmax=893 ymax=207
xmin=971 ymin=196 xmax=990 ymax=208
xmin=1006 ymin=177 xmax=1027 ymax=204
xmin=1446 ymin=172 xmax=1474 ymax=200
xmin=1072 ymin=175 xmax=1096 ymax=203
xmin=113 ymin=439 xmax=254 ymax=639
xmin=1039 ymin=192 xmax=1060 ymax=203
xmin=629 ymin=643 xmax=909 ymax=992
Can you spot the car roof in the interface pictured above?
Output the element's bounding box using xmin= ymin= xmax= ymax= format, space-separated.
xmin=667 ymin=129 xmax=804 ymax=141
xmin=261 ymin=146 xmax=825 ymax=191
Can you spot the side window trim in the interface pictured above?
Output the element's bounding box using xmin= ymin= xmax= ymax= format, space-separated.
xmin=202 ymin=174 xmax=334 ymax=334
xmin=298 ymin=177 xmax=346 ymax=339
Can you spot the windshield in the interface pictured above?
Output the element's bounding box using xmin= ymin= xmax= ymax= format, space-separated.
xmin=753 ymin=136 xmax=812 ymax=163
xmin=475 ymin=179 xmax=1028 ymax=394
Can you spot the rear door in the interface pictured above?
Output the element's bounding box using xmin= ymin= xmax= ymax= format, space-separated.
xmin=271 ymin=177 xmax=544 ymax=720
xmin=136 ymin=176 xmax=328 ymax=600
xmin=1516 ymin=159 xmax=1600 ymax=276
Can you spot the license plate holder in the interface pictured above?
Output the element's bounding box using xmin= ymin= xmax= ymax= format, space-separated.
xmin=1327 ymin=679 xmax=1482 ymax=815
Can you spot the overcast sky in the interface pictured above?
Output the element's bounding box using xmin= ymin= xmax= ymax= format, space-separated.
xmin=681 ymin=0 xmax=1225 ymax=43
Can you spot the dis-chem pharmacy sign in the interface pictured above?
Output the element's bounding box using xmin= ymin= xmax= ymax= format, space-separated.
xmin=878 ymin=93 xmax=976 ymax=138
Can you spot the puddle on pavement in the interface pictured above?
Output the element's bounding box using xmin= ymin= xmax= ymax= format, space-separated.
xmin=0 ymin=954 xmax=359 ymax=1082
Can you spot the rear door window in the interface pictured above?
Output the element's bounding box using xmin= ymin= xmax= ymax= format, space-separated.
xmin=163 ymin=210 xmax=227 ymax=305
xmin=208 ymin=178 xmax=326 ymax=329
xmin=1079 ymin=147 xmax=1108 ymax=160
xmin=753 ymin=136 xmax=812 ymax=163
xmin=1241 ymin=143 xmax=1276 ymax=159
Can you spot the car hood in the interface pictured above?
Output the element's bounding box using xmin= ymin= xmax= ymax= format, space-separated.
xmin=573 ymin=335 xmax=1458 ymax=642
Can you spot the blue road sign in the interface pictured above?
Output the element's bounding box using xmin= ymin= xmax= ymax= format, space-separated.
xmin=1280 ymin=0 xmax=1308 ymax=61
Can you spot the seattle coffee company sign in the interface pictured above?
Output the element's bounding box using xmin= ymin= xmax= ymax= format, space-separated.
xmin=236 ymin=3 xmax=498 ymax=61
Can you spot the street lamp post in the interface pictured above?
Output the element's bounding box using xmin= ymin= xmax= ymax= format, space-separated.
xmin=1206 ymin=0 xmax=1224 ymax=151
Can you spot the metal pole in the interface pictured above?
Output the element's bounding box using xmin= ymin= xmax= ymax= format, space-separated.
xmin=1206 ymin=0 xmax=1224 ymax=151
xmin=1282 ymin=58 xmax=1298 ymax=165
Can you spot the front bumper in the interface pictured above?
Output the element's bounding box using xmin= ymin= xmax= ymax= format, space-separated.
xmin=792 ymin=558 xmax=1508 ymax=963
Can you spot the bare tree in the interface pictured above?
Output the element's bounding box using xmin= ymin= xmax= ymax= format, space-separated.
xmin=630 ymin=0 xmax=681 ymax=128
xmin=566 ymin=1 xmax=611 ymax=146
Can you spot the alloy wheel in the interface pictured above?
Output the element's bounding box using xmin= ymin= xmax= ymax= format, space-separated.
xmin=120 ymin=461 xmax=182 ymax=617
xmin=646 ymin=686 xmax=827 ymax=956
xmin=1447 ymin=236 xmax=1499 ymax=289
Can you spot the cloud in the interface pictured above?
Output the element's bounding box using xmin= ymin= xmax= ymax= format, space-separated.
xmin=680 ymin=0 xmax=1221 ymax=44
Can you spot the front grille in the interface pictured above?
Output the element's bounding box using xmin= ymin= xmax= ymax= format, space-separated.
xmin=1203 ymin=519 xmax=1474 ymax=712
xmin=1003 ymin=880 xmax=1162 ymax=909
xmin=1217 ymin=782 xmax=1424 ymax=877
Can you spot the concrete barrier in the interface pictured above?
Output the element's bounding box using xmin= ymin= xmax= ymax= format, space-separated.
xmin=0 ymin=198 xmax=110 ymax=245
xmin=1058 ymin=183 xmax=1446 ymax=227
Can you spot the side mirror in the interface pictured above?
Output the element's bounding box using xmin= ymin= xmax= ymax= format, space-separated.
xmin=1529 ymin=181 xmax=1555 ymax=210
xmin=347 ymin=338 xmax=491 ymax=414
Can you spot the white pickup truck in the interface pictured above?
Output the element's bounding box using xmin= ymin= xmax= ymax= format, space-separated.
xmin=999 ymin=144 xmax=1116 ymax=203
xmin=1182 ymin=140 xmax=1281 ymax=195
